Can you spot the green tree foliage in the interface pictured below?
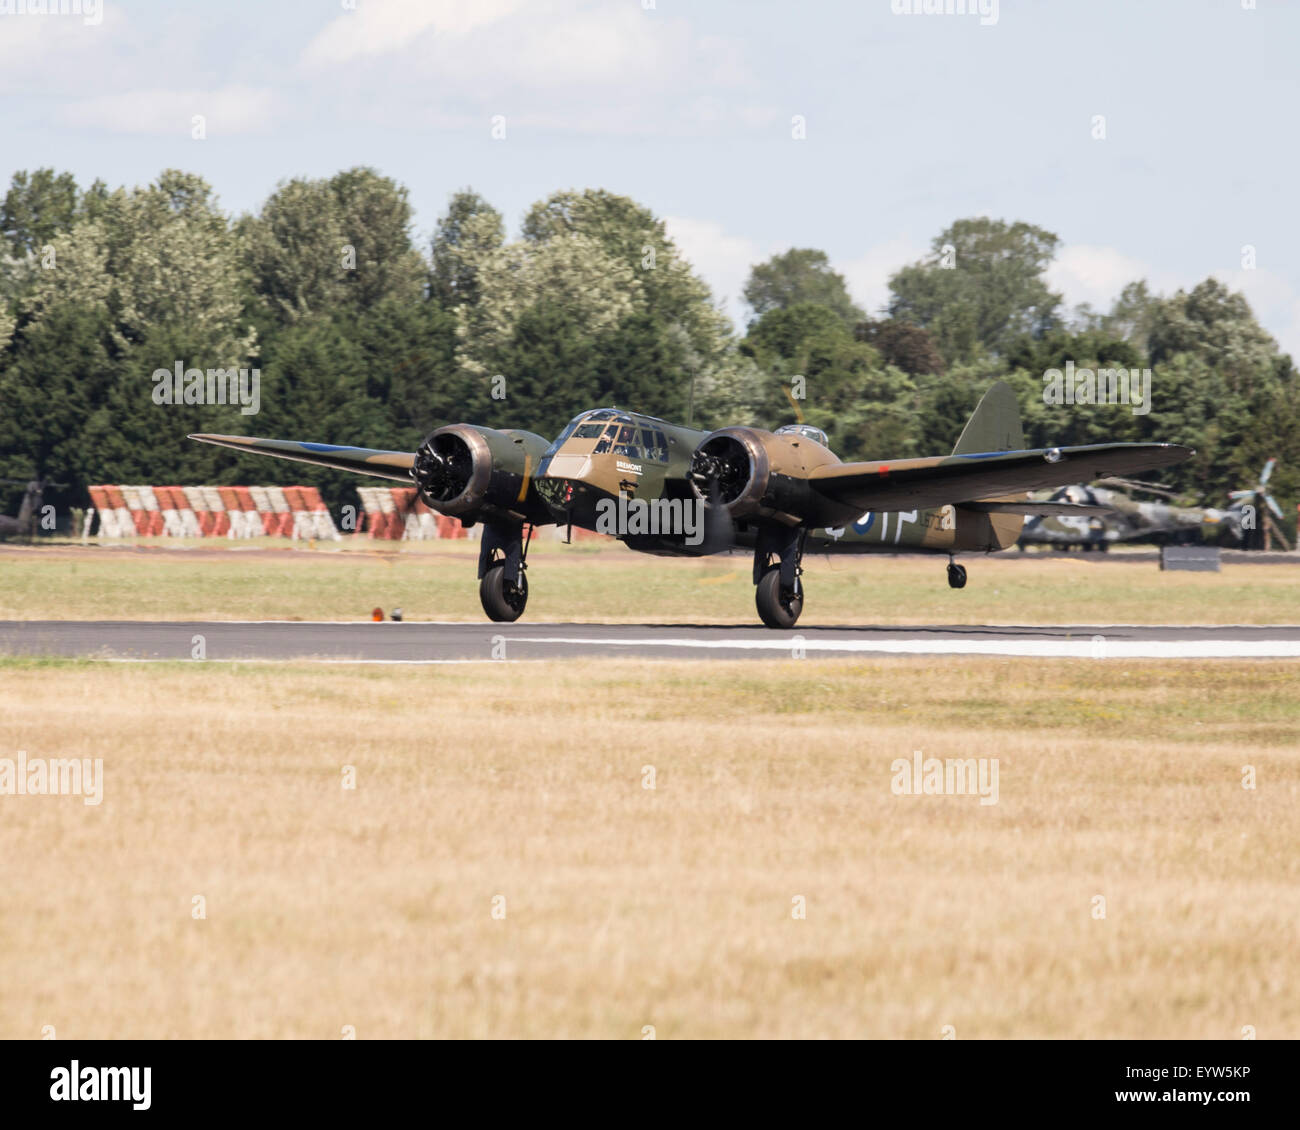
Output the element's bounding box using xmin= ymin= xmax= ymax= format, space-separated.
xmin=456 ymin=187 xmax=738 ymax=431
xmin=240 ymin=167 xmax=424 ymax=325
xmin=744 ymin=303 xmax=844 ymax=361
xmin=1 ymin=171 xmax=259 ymax=514
xmin=348 ymin=298 xmax=460 ymax=445
xmin=855 ymin=318 xmax=946 ymax=376
xmin=1005 ymin=328 xmax=1143 ymax=389
xmin=1147 ymin=278 xmax=1285 ymax=385
xmin=742 ymin=248 xmax=864 ymax=327
xmin=888 ymin=218 xmax=1063 ymax=363
xmin=1099 ymin=280 xmax=1157 ymax=353
xmin=521 ymin=189 xmax=734 ymax=375
xmin=742 ymin=303 xmax=915 ymax=460
xmin=0 ymin=165 xmax=1295 ymax=537
xmin=1 ymin=168 xmax=79 ymax=257
xmin=457 ymin=229 xmax=641 ymax=376
xmin=998 ymin=279 xmax=1299 ymax=514
xmin=0 ymin=304 xmax=116 ymax=491
xmin=22 ymin=170 xmax=252 ymax=361
xmin=429 ymin=190 xmax=504 ymax=308
xmin=908 ymin=360 xmax=1009 ymax=456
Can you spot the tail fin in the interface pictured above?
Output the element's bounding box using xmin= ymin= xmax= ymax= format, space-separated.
xmin=952 ymin=381 xmax=1025 ymax=455
xmin=16 ymin=482 xmax=41 ymax=524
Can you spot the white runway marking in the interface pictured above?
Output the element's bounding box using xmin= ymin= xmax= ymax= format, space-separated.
xmin=508 ymin=636 xmax=1300 ymax=659
xmin=6 ymin=622 xmax=1299 ymax=662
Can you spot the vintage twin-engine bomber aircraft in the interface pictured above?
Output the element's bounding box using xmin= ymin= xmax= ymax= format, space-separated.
xmin=190 ymin=381 xmax=1192 ymax=628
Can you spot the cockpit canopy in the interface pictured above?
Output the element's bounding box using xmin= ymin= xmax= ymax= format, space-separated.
xmin=545 ymin=408 xmax=670 ymax=463
xmin=774 ymin=423 xmax=830 ymax=449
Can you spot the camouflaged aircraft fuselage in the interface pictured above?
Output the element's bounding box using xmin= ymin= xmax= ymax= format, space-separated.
xmin=532 ymin=408 xmax=1026 ymax=556
xmin=1018 ymin=484 xmax=1239 ymax=548
xmin=189 ymin=381 xmax=1194 ymax=626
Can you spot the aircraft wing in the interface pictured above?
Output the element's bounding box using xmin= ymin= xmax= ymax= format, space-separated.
xmin=189 ymin=434 xmax=415 ymax=483
xmin=809 ymin=443 xmax=1193 ymax=513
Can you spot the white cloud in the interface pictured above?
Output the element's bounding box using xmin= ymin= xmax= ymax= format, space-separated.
xmin=1218 ymin=267 xmax=1300 ymax=361
xmin=664 ymin=216 xmax=767 ymax=324
xmin=1274 ymin=301 xmax=1300 ymax=362
xmin=59 ymin=86 xmax=276 ymax=136
xmin=840 ymin=235 xmax=928 ymax=318
xmin=1048 ymin=244 xmax=1300 ymax=359
xmin=660 ymin=225 xmax=1300 ymax=360
xmin=665 ymin=224 xmax=935 ymax=329
xmin=1045 ymin=244 xmax=1163 ymax=312
xmin=0 ymin=8 xmax=112 ymax=92
xmin=297 ymin=0 xmax=760 ymax=138
xmin=302 ymin=0 xmax=527 ymax=68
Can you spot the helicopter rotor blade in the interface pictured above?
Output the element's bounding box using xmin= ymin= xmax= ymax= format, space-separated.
xmin=1091 ymin=476 xmax=1180 ymax=500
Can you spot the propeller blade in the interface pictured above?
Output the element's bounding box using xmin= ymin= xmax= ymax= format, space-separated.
xmin=685 ymin=442 xmax=736 ymax=554
xmin=698 ymin=479 xmax=736 ymax=555
xmin=1260 ymin=458 xmax=1276 ymax=485
xmin=1265 ymin=493 xmax=1285 ymax=520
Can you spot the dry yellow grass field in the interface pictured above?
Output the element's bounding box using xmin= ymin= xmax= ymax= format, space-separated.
xmin=4 ymin=541 xmax=1300 ymax=624
xmin=2 ymin=656 xmax=1297 ymax=1039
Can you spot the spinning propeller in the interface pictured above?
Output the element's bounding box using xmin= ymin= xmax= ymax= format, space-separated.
xmin=1227 ymin=458 xmax=1284 ymax=522
xmin=413 ymin=435 xmax=473 ymax=503
xmin=1227 ymin=459 xmax=1290 ymax=550
xmin=687 ymin=450 xmax=739 ymax=555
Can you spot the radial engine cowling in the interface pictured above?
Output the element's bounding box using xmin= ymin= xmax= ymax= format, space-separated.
xmin=413 ymin=424 xmax=551 ymax=522
xmin=687 ymin=426 xmax=834 ymax=526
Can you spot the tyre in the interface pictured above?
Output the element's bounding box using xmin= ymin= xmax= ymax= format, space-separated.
xmin=947 ymin=563 xmax=967 ymax=589
xmin=479 ymin=562 xmax=528 ymax=622
xmin=755 ymin=565 xmax=802 ymax=629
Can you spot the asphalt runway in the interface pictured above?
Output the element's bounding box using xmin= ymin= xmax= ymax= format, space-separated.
xmin=3 ymin=620 xmax=1300 ymax=660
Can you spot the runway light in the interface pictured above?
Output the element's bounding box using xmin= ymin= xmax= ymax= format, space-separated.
xmin=371 ymin=607 xmax=383 ymax=621
xmin=391 ymin=607 xmax=403 ymax=622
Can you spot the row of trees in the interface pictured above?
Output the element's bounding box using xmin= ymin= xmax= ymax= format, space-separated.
xmin=1 ymin=168 xmax=1296 ymax=528
xmin=739 ymin=222 xmax=1298 ymax=518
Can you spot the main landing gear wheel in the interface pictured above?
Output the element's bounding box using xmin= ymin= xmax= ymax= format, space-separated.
xmin=947 ymin=562 xmax=967 ymax=589
xmin=756 ymin=565 xmax=803 ymax=629
xmin=479 ymin=563 xmax=529 ymax=622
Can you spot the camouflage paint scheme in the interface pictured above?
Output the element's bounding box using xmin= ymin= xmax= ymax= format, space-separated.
xmin=190 ymin=383 xmax=1194 ymax=557
xmin=1018 ymin=484 xmax=1241 ymax=550
xmin=190 ymin=381 xmax=1194 ymax=625
xmin=182 ymin=434 xmax=418 ymax=482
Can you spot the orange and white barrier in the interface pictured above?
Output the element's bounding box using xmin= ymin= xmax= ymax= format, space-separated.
xmin=86 ymin=484 xmax=612 ymax=543
xmin=88 ymin=484 xmax=342 ymax=540
xmin=87 ymin=486 xmax=135 ymax=539
xmin=354 ymin=485 xmax=474 ymax=540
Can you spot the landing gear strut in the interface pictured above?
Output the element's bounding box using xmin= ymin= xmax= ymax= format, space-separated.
xmin=478 ymin=521 xmax=531 ymax=622
xmin=754 ymin=526 xmax=806 ymax=629
xmin=946 ymin=556 xmax=967 ymax=590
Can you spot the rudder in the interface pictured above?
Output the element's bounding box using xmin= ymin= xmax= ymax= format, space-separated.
xmin=952 ymin=381 xmax=1024 ymax=455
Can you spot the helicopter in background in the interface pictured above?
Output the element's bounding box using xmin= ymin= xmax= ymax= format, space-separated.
xmin=0 ymin=479 xmax=51 ymax=541
xmin=1017 ymin=460 xmax=1291 ymax=552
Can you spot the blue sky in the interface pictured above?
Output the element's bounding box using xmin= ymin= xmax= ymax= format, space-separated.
xmin=3 ymin=0 xmax=1298 ymax=353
